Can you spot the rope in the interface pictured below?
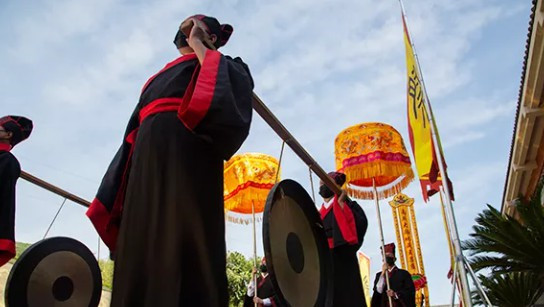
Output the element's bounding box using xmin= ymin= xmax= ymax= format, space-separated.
xmin=43 ymin=198 xmax=67 ymax=239
xmin=309 ymin=167 xmax=316 ymax=204
xmin=275 ymin=141 xmax=285 ymax=183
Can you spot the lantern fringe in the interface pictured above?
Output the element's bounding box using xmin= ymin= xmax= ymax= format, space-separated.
xmin=342 ymin=161 xmax=414 ymax=183
xmin=225 ymin=210 xmax=263 ymax=225
xmin=345 ymin=169 xmax=414 ymax=200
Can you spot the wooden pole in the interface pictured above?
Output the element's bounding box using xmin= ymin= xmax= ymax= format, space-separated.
xmin=252 ymin=95 xmax=340 ymax=195
xmin=20 ymin=171 xmax=90 ymax=207
xmin=373 ymin=178 xmax=393 ymax=307
xmin=252 ymin=201 xmax=258 ymax=307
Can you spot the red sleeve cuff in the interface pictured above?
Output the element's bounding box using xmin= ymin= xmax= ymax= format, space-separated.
xmin=86 ymin=198 xmax=118 ymax=251
xmin=0 ymin=239 xmax=16 ymax=267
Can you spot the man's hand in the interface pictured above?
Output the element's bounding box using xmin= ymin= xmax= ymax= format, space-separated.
xmin=381 ymin=263 xmax=388 ymax=275
xmin=386 ymin=289 xmax=396 ymax=297
xmin=338 ymin=189 xmax=347 ymax=209
xmin=187 ymin=20 xmax=207 ymax=46
xmin=253 ymin=296 xmax=264 ymax=304
xmin=185 ymin=19 xmax=210 ymax=64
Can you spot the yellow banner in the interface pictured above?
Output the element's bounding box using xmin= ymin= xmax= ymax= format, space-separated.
xmin=357 ymin=252 xmax=371 ymax=307
xmin=403 ymin=17 xmax=452 ymax=202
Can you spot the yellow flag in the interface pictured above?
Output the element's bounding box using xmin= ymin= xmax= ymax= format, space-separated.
xmin=403 ymin=16 xmax=453 ymax=202
xmin=357 ymin=252 xmax=371 ymax=307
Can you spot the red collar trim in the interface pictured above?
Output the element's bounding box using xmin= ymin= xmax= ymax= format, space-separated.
xmin=319 ymin=196 xmax=337 ymax=219
xmin=0 ymin=143 xmax=12 ymax=152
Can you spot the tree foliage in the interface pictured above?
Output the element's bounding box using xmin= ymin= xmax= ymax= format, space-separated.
xmin=463 ymin=182 xmax=544 ymax=305
xmin=226 ymin=251 xmax=260 ymax=307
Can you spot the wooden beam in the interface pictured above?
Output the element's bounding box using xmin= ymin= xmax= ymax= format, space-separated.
xmin=20 ymin=171 xmax=91 ymax=207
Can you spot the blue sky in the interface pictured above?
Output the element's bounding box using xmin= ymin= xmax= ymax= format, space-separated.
xmin=0 ymin=0 xmax=529 ymax=303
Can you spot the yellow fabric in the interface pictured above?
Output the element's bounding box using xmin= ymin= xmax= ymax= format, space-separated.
xmin=223 ymin=153 xmax=280 ymax=221
xmin=389 ymin=193 xmax=430 ymax=306
xmin=334 ymin=122 xmax=414 ymax=200
xmin=357 ymin=252 xmax=371 ymax=307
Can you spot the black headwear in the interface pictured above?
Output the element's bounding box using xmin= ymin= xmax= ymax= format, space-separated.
xmin=174 ymin=14 xmax=233 ymax=49
xmin=0 ymin=116 xmax=33 ymax=146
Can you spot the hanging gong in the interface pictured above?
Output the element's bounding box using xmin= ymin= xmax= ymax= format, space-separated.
xmin=5 ymin=237 xmax=102 ymax=307
xmin=263 ymin=179 xmax=333 ymax=307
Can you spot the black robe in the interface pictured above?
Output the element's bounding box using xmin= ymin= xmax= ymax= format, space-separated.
xmin=370 ymin=267 xmax=415 ymax=307
xmin=86 ymin=50 xmax=254 ymax=307
xmin=320 ymin=196 xmax=368 ymax=307
xmin=0 ymin=145 xmax=20 ymax=267
xmin=243 ymin=274 xmax=278 ymax=307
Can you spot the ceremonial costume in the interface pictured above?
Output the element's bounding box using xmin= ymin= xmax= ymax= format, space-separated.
xmin=319 ymin=172 xmax=368 ymax=306
xmin=243 ymin=258 xmax=278 ymax=307
xmin=0 ymin=116 xmax=32 ymax=267
xmin=87 ymin=15 xmax=254 ymax=306
xmin=371 ymin=243 xmax=415 ymax=307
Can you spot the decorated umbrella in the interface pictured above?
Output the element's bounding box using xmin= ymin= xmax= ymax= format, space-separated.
xmin=223 ymin=152 xmax=280 ymax=304
xmin=335 ymin=122 xmax=414 ymax=306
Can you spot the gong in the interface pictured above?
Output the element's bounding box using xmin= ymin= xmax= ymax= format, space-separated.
xmin=263 ymin=179 xmax=333 ymax=307
xmin=5 ymin=237 xmax=102 ymax=307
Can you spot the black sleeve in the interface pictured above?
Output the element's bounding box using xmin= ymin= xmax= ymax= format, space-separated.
xmin=347 ymin=200 xmax=368 ymax=249
xmin=0 ymin=153 xmax=20 ymax=267
xmin=395 ymin=270 xmax=416 ymax=302
xmin=189 ymin=52 xmax=254 ymax=160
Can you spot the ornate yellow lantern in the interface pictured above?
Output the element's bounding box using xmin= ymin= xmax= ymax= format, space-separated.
xmin=335 ymin=122 xmax=414 ymax=200
xmin=224 ymin=153 xmax=280 ymax=224
xmin=335 ymin=122 xmax=414 ymax=306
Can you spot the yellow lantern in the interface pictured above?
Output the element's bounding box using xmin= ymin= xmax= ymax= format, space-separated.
xmin=335 ymin=122 xmax=414 ymax=306
xmin=224 ymin=152 xmax=280 ymax=224
xmin=335 ymin=122 xmax=414 ymax=199
xmin=223 ymin=152 xmax=280 ymax=300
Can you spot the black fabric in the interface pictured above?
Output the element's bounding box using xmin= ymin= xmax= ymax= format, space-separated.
xmin=100 ymin=53 xmax=253 ymax=307
xmin=0 ymin=150 xmax=20 ymax=265
xmin=243 ymin=275 xmax=278 ymax=307
xmin=327 ymin=171 xmax=346 ymax=186
xmin=173 ymin=30 xmax=189 ymax=49
xmin=322 ymin=200 xmax=368 ymax=306
xmin=0 ymin=116 xmax=33 ymax=146
xmin=322 ymin=200 xmax=368 ymax=250
xmin=370 ymin=268 xmax=416 ymax=307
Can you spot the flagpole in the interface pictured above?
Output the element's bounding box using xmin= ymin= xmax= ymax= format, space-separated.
xmin=373 ymin=178 xmax=393 ymax=307
xmin=397 ymin=1 xmax=473 ymax=305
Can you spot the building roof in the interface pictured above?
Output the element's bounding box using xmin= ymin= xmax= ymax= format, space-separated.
xmin=502 ymin=0 xmax=543 ymax=214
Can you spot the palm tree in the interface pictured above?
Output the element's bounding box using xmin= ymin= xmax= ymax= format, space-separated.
xmin=471 ymin=272 xmax=543 ymax=306
xmin=462 ymin=182 xmax=544 ymax=305
xmin=462 ymin=183 xmax=544 ymax=279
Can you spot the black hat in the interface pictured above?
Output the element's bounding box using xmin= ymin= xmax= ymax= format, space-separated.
xmin=0 ymin=116 xmax=33 ymax=146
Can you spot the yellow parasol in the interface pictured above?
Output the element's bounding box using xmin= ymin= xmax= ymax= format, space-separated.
xmin=335 ymin=122 xmax=414 ymax=307
xmin=335 ymin=122 xmax=414 ymax=199
xmin=223 ymin=153 xmax=280 ymax=305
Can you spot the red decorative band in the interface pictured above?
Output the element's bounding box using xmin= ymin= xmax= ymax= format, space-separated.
xmin=342 ymin=151 xmax=411 ymax=167
xmin=224 ymin=181 xmax=275 ymax=202
xmin=139 ymin=97 xmax=184 ymax=124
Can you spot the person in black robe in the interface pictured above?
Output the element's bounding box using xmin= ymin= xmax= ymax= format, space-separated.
xmin=243 ymin=258 xmax=278 ymax=307
xmin=371 ymin=243 xmax=415 ymax=307
xmin=0 ymin=116 xmax=33 ymax=267
xmin=319 ymin=171 xmax=368 ymax=306
xmin=86 ymin=15 xmax=254 ymax=307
